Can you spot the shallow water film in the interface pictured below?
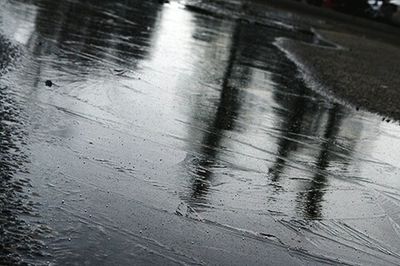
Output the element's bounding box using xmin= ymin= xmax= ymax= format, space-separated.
xmin=1 ymin=0 xmax=400 ymax=265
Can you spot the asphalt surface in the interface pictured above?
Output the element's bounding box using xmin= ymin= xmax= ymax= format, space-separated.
xmin=251 ymin=0 xmax=400 ymax=121
xmin=277 ymin=29 xmax=400 ymax=121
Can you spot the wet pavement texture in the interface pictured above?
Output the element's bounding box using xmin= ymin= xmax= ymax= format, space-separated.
xmin=1 ymin=0 xmax=400 ymax=265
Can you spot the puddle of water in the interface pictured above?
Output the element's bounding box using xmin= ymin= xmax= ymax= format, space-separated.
xmin=1 ymin=0 xmax=400 ymax=264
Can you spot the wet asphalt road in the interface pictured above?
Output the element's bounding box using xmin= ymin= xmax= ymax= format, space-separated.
xmin=1 ymin=0 xmax=400 ymax=265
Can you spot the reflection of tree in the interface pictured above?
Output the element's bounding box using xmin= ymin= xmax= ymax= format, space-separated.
xmin=302 ymin=104 xmax=342 ymax=219
xmin=186 ymin=20 xmax=247 ymax=207
xmin=268 ymin=90 xmax=312 ymax=183
xmin=265 ymin=41 xmax=324 ymax=185
xmin=180 ymin=2 xmax=364 ymax=219
xmin=181 ymin=9 xmax=345 ymax=214
xmin=35 ymin=0 xmax=161 ymax=63
xmin=23 ymin=0 xmax=162 ymax=87
xmin=270 ymin=76 xmax=356 ymax=219
xmin=0 ymin=0 xmax=165 ymax=262
xmin=269 ymin=70 xmax=346 ymax=219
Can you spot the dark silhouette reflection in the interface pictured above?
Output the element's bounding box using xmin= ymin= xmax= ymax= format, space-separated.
xmin=33 ymin=0 xmax=161 ymax=63
xmin=268 ymin=57 xmax=357 ymax=219
xmin=20 ymin=0 xmax=162 ymax=89
xmin=181 ymin=9 xmax=319 ymax=208
xmin=267 ymin=36 xmax=326 ymax=187
xmin=269 ymin=67 xmax=360 ymax=219
xmin=186 ymin=20 xmax=249 ymax=207
xmin=0 ymin=0 xmax=164 ymax=262
xmin=181 ymin=4 xmax=363 ymax=219
xmin=181 ymin=10 xmax=302 ymax=206
xmin=268 ymin=86 xmax=312 ymax=184
xmin=0 ymin=36 xmax=45 ymax=264
xmin=302 ymin=104 xmax=342 ymax=219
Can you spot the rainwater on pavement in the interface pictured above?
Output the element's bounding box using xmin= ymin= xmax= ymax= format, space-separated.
xmin=1 ymin=0 xmax=400 ymax=265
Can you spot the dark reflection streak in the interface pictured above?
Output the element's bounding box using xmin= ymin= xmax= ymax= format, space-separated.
xmin=182 ymin=6 xmax=362 ymax=221
xmin=269 ymin=80 xmax=346 ymax=219
xmin=303 ymin=104 xmax=342 ymax=219
xmin=34 ymin=0 xmax=161 ymax=69
xmin=17 ymin=0 xmax=162 ymax=121
xmin=267 ymin=44 xmax=357 ymax=219
xmin=188 ymin=21 xmax=244 ymax=206
xmin=268 ymin=91 xmax=308 ymax=183
xmin=266 ymin=37 xmax=325 ymax=187
xmin=4 ymin=1 xmax=162 ymax=264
